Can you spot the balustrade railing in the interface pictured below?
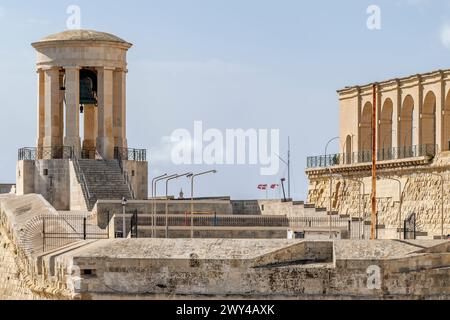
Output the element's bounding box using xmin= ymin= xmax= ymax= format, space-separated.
xmin=114 ymin=147 xmax=147 ymax=162
xmin=18 ymin=146 xmax=74 ymax=161
xmin=307 ymin=144 xmax=437 ymax=169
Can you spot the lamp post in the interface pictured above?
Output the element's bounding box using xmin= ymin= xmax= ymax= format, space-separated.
xmin=429 ymin=172 xmax=444 ymax=239
xmin=325 ymin=137 xmax=340 ymax=167
xmin=153 ymin=174 xmax=173 ymax=238
xmin=165 ymin=173 xmax=192 ymax=238
xmin=377 ymin=176 xmax=402 ymax=239
xmin=334 ymin=174 xmax=365 ymax=239
xmin=121 ymin=197 xmax=127 ymax=238
xmin=325 ymin=137 xmax=340 ymax=239
xmin=187 ymin=170 xmax=218 ymax=239
xmin=151 ymin=174 xmax=167 ymax=237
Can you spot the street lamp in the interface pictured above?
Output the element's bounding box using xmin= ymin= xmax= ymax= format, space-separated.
xmin=151 ymin=174 xmax=167 ymax=232
xmin=121 ymin=197 xmax=127 ymax=238
xmin=325 ymin=137 xmax=340 ymax=239
xmin=187 ymin=170 xmax=218 ymax=239
xmin=333 ymin=174 xmax=366 ymax=239
xmin=377 ymin=176 xmax=403 ymax=239
xmin=325 ymin=137 xmax=340 ymax=167
xmin=165 ymin=173 xmax=192 ymax=238
xmin=152 ymin=174 xmax=173 ymax=238
xmin=429 ymin=172 xmax=445 ymax=239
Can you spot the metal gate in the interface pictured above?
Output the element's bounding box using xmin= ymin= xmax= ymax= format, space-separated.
xmin=42 ymin=214 xmax=109 ymax=252
xmin=404 ymin=213 xmax=416 ymax=240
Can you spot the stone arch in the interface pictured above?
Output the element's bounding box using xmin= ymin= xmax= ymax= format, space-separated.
xmin=379 ymin=98 xmax=394 ymax=151
xmin=360 ymin=102 xmax=373 ymax=152
xmin=443 ymin=90 xmax=450 ymax=151
xmin=400 ymin=95 xmax=414 ymax=149
xmin=421 ymin=91 xmax=436 ymax=147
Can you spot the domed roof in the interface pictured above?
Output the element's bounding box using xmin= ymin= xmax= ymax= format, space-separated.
xmin=33 ymin=29 xmax=131 ymax=46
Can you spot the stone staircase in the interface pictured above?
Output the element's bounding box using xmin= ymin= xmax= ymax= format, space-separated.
xmin=77 ymin=160 xmax=132 ymax=210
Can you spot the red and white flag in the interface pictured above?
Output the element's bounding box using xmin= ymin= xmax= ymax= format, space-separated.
xmin=258 ymin=184 xmax=268 ymax=190
xmin=270 ymin=184 xmax=279 ymax=190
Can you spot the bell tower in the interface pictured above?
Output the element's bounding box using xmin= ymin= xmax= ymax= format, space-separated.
xmin=32 ymin=30 xmax=132 ymax=159
xmin=16 ymin=30 xmax=148 ymax=210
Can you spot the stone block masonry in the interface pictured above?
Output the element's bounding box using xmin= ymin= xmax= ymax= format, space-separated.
xmin=1 ymin=194 xmax=449 ymax=300
xmin=306 ymin=153 xmax=450 ymax=239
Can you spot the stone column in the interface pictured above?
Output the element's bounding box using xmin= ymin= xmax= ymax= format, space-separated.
xmin=43 ymin=67 xmax=63 ymax=156
xmin=83 ymin=105 xmax=97 ymax=158
xmin=413 ymin=80 xmax=422 ymax=147
xmin=36 ymin=69 xmax=45 ymax=149
xmin=113 ymin=69 xmax=128 ymax=149
xmin=97 ymin=67 xmax=115 ymax=160
xmin=436 ymin=75 xmax=444 ymax=152
xmin=392 ymin=83 xmax=400 ymax=150
xmin=64 ymin=66 xmax=81 ymax=156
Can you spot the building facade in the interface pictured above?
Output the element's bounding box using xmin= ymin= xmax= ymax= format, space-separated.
xmin=306 ymin=69 xmax=450 ymax=240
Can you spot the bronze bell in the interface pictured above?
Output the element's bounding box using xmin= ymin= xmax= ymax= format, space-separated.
xmin=79 ymin=69 xmax=98 ymax=105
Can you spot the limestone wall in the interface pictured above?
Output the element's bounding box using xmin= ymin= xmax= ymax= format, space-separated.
xmin=307 ymin=153 xmax=450 ymax=239
xmin=0 ymin=229 xmax=37 ymax=300
xmin=0 ymin=194 xmax=76 ymax=300
xmin=1 ymin=194 xmax=449 ymax=300
xmin=122 ymin=160 xmax=148 ymax=200
xmin=53 ymin=239 xmax=450 ymax=300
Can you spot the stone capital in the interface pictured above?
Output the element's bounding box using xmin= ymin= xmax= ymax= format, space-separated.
xmin=64 ymin=66 xmax=81 ymax=70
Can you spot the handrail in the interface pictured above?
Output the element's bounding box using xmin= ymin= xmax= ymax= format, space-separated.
xmin=116 ymin=150 xmax=136 ymax=200
xmin=72 ymin=150 xmax=92 ymax=201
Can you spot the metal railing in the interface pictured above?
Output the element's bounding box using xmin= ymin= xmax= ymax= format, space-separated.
xmin=114 ymin=147 xmax=147 ymax=162
xmin=42 ymin=213 xmax=109 ymax=252
xmin=18 ymin=146 xmax=74 ymax=161
xmin=307 ymin=144 xmax=437 ymax=169
xmin=72 ymin=152 xmax=92 ymax=201
xmin=118 ymin=214 xmax=351 ymax=238
xmin=115 ymin=149 xmax=136 ymax=200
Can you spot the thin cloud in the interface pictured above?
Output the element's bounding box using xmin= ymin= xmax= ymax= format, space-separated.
xmin=440 ymin=22 xmax=450 ymax=49
xmin=0 ymin=6 xmax=5 ymax=19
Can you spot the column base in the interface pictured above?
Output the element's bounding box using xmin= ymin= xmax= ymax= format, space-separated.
xmin=96 ymin=137 xmax=115 ymax=160
xmin=64 ymin=136 xmax=81 ymax=157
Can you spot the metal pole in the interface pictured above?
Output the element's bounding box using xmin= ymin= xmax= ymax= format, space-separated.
xmin=83 ymin=217 xmax=87 ymax=240
xmin=442 ymin=177 xmax=444 ymax=239
xmin=325 ymin=137 xmax=340 ymax=239
xmin=371 ymin=83 xmax=378 ymax=240
xmin=191 ymin=176 xmax=194 ymax=239
xmin=122 ymin=203 xmax=126 ymax=238
xmin=377 ymin=176 xmax=402 ymax=239
xmin=188 ymin=170 xmax=217 ymax=239
xmin=288 ymin=137 xmax=291 ymax=199
xmin=165 ymin=173 xmax=190 ymax=238
xmin=325 ymin=137 xmax=340 ymax=167
xmin=151 ymin=174 xmax=167 ymax=238
xmin=399 ymin=184 xmax=402 ymax=240
xmin=154 ymin=175 xmax=170 ymax=238
xmin=329 ymin=175 xmax=333 ymax=239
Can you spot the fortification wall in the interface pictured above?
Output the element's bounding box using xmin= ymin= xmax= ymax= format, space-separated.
xmin=54 ymin=239 xmax=450 ymax=300
xmin=1 ymin=194 xmax=449 ymax=300
xmin=0 ymin=228 xmax=37 ymax=300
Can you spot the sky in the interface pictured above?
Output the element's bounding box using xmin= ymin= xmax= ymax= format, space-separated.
xmin=0 ymin=0 xmax=450 ymax=200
